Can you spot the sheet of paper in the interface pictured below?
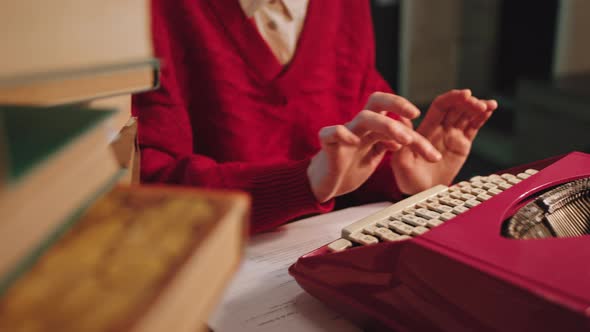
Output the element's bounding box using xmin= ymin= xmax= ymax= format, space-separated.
xmin=209 ymin=202 xmax=391 ymax=332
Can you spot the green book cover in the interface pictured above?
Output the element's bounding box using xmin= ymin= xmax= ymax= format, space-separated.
xmin=0 ymin=104 xmax=114 ymax=183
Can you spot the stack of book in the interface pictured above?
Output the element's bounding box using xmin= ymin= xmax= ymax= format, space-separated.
xmin=0 ymin=1 xmax=250 ymax=331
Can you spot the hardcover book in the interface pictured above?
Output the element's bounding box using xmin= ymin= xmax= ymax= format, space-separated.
xmin=0 ymin=186 xmax=250 ymax=332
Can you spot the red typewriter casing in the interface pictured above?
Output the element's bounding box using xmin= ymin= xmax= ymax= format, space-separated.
xmin=289 ymin=151 xmax=590 ymax=332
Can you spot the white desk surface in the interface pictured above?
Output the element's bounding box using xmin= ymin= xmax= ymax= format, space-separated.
xmin=209 ymin=202 xmax=391 ymax=332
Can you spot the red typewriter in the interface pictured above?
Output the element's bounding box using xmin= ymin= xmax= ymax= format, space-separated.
xmin=290 ymin=151 xmax=590 ymax=331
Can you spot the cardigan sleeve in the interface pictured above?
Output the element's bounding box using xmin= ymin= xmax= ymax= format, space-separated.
xmin=132 ymin=0 xmax=333 ymax=234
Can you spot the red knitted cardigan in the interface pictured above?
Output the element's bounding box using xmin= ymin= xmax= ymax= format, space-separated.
xmin=132 ymin=0 xmax=403 ymax=233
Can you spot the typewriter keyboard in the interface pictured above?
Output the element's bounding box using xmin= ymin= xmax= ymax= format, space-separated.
xmin=327 ymin=169 xmax=539 ymax=252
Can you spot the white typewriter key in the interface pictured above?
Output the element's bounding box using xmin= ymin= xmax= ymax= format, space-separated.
xmin=453 ymin=205 xmax=469 ymax=214
xmin=457 ymin=181 xmax=470 ymax=188
xmin=358 ymin=234 xmax=379 ymax=245
xmin=483 ymin=183 xmax=497 ymax=190
xmin=374 ymin=227 xmax=396 ymax=239
xmin=416 ymin=201 xmax=429 ymax=209
xmin=501 ymin=173 xmax=516 ymax=180
xmin=327 ymin=238 xmax=353 ymax=252
xmin=470 ymin=188 xmax=487 ymax=195
xmin=376 ymin=218 xmax=391 ymax=228
xmin=451 ymin=199 xmax=466 ymax=206
xmin=453 ymin=199 xmax=465 ymax=207
xmin=460 ymin=193 xmax=476 ymax=201
xmin=415 ymin=208 xmax=440 ymax=220
xmin=426 ymin=219 xmax=443 ymax=228
xmin=388 ymin=213 xmax=402 ymax=221
xmin=516 ymin=173 xmax=530 ymax=180
xmin=439 ymin=205 xmax=453 ymax=213
xmin=491 ymin=178 xmax=505 ymax=185
xmin=435 ymin=195 xmax=449 ymax=202
xmin=402 ymin=215 xmax=428 ymax=227
xmin=427 ymin=203 xmax=453 ymax=213
xmin=460 ymin=187 xmax=474 ymax=194
xmin=438 ymin=197 xmax=455 ymax=207
xmin=488 ymin=174 xmax=502 ymax=180
xmin=426 ymin=198 xmax=439 ymax=205
xmin=397 ymin=235 xmax=412 ymax=241
xmin=439 ymin=212 xmax=456 ymax=221
xmin=470 ymin=175 xmax=483 ymax=182
xmin=388 ymin=221 xmax=414 ymax=235
xmin=470 ymin=182 xmax=484 ymax=188
xmin=412 ymin=226 xmax=429 ymax=236
xmin=450 ymin=191 xmax=464 ymax=200
xmin=380 ymin=232 xmax=401 ymax=242
xmin=498 ymin=182 xmax=512 ymax=190
xmin=476 ymin=193 xmax=492 ymax=201
xmin=341 ymin=185 xmax=449 ymax=238
xmin=412 ymin=208 xmax=430 ymax=218
xmin=402 ymin=208 xmax=414 ymax=214
xmin=464 ymin=199 xmax=480 ymax=208
xmin=524 ymin=169 xmax=538 ymax=175
xmin=438 ymin=196 xmax=452 ymax=205
xmin=488 ymin=188 xmax=503 ymax=196
xmin=448 ymin=187 xmax=462 ymax=195
xmin=508 ymin=177 xmax=521 ymax=185
xmin=348 ymin=232 xmax=363 ymax=241
xmin=363 ymin=224 xmax=379 ymax=235
xmin=448 ymin=184 xmax=460 ymax=192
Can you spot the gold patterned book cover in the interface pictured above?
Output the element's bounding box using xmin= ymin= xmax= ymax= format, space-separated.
xmin=0 ymin=185 xmax=250 ymax=332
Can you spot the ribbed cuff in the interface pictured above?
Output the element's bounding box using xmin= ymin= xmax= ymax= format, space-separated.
xmin=249 ymin=158 xmax=335 ymax=234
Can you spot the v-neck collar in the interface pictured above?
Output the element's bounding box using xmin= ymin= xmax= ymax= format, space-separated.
xmin=206 ymin=0 xmax=324 ymax=83
xmin=238 ymin=0 xmax=295 ymax=19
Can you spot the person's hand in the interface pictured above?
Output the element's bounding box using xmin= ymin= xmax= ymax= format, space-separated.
xmin=308 ymin=92 xmax=442 ymax=203
xmin=392 ymin=89 xmax=497 ymax=195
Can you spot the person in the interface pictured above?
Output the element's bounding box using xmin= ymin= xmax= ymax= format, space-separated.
xmin=132 ymin=0 xmax=497 ymax=234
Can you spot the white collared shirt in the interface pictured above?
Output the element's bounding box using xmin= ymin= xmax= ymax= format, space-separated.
xmin=238 ymin=0 xmax=309 ymax=65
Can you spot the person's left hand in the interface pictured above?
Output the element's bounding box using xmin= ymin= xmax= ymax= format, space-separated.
xmin=391 ymin=89 xmax=497 ymax=195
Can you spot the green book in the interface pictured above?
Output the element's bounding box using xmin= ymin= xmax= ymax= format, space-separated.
xmin=0 ymin=104 xmax=113 ymax=183
xmin=0 ymin=104 xmax=124 ymax=281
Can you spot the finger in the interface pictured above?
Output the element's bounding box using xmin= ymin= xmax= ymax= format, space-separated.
xmin=379 ymin=140 xmax=403 ymax=151
xmin=443 ymin=107 xmax=466 ymax=128
xmin=399 ymin=115 xmax=414 ymax=129
xmin=347 ymin=110 xmax=413 ymax=145
xmin=472 ymin=108 xmax=495 ymax=129
xmin=369 ymin=143 xmax=388 ymax=159
xmin=408 ymin=131 xmax=442 ymax=162
xmin=381 ymin=110 xmax=414 ymax=129
xmin=365 ymin=92 xmax=421 ymax=120
xmin=484 ymin=99 xmax=498 ymax=111
xmin=362 ymin=132 xmax=389 ymax=146
xmin=319 ymin=125 xmax=360 ymax=146
xmin=368 ymin=141 xmax=402 ymax=160
xmin=444 ymin=95 xmax=484 ymax=128
xmin=465 ymin=110 xmax=494 ymax=140
xmin=421 ymin=89 xmax=471 ymax=133
xmin=466 ymin=99 xmax=497 ymax=136
xmin=453 ymin=96 xmax=487 ymax=130
xmin=361 ymin=132 xmax=408 ymax=150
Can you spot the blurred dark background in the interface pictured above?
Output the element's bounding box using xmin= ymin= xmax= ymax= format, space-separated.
xmin=370 ymin=0 xmax=590 ymax=180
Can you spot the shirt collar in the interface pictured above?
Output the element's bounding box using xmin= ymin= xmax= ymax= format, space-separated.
xmin=238 ymin=0 xmax=295 ymax=19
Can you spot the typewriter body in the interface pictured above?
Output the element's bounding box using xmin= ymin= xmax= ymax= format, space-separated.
xmin=289 ymin=151 xmax=590 ymax=332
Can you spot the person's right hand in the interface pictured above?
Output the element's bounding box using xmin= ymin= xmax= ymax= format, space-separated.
xmin=307 ymin=92 xmax=442 ymax=203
